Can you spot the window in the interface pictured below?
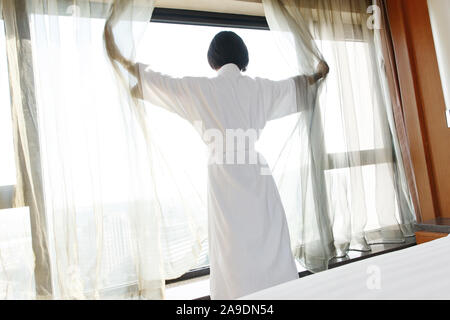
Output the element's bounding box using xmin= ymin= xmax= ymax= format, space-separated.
xmin=136 ymin=10 xmax=400 ymax=277
xmin=28 ymin=11 xmax=304 ymax=290
xmin=318 ymin=39 xmax=397 ymax=232
xmin=3 ymin=5 xmax=405 ymax=299
xmin=136 ymin=21 xmax=299 ymax=271
xmin=142 ymin=10 xmax=403 ymax=283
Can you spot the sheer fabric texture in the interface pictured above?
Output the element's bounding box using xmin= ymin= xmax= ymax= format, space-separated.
xmin=3 ymin=0 xmax=206 ymax=299
xmin=261 ymin=0 xmax=416 ymax=271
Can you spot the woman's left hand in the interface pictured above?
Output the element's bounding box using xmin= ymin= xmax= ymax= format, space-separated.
xmin=316 ymin=60 xmax=329 ymax=78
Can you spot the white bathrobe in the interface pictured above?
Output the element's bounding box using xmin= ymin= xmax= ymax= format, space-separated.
xmin=137 ymin=62 xmax=313 ymax=299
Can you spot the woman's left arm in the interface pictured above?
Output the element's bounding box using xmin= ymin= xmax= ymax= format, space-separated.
xmin=307 ymin=60 xmax=330 ymax=84
xmin=261 ymin=60 xmax=329 ymax=121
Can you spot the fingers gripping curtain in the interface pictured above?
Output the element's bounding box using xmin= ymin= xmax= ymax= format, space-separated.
xmin=4 ymin=0 xmax=206 ymax=299
xmin=262 ymin=0 xmax=416 ymax=272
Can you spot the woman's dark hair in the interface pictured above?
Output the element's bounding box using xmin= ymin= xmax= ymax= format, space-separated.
xmin=207 ymin=31 xmax=249 ymax=72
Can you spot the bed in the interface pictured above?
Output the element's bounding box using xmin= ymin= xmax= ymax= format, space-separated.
xmin=241 ymin=235 xmax=450 ymax=300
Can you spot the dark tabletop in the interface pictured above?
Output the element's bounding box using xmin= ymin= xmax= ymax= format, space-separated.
xmin=414 ymin=218 xmax=450 ymax=233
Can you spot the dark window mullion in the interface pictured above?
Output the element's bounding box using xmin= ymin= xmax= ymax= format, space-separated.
xmin=151 ymin=8 xmax=269 ymax=30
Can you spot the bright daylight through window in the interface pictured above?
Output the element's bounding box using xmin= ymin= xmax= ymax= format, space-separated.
xmin=2 ymin=14 xmax=393 ymax=292
xmin=136 ymin=22 xmax=300 ymax=270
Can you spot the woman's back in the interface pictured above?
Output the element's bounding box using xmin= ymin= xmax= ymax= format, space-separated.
xmin=137 ymin=62 xmax=297 ymax=139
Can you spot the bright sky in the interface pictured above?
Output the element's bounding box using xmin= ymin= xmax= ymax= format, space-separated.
xmin=137 ymin=22 xmax=298 ymax=80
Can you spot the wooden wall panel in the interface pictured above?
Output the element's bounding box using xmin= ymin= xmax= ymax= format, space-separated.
xmin=415 ymin=231 xmax=448 ymax=244
xmin=386 ymin=0 xmax=449 ymax=221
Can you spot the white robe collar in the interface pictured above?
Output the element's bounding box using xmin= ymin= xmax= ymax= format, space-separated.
xmin=217 ymin=63 xmax=241 ymax=77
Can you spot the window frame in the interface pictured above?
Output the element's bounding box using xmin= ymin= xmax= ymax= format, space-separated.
xmin=151 ymin=7 xmax=269 ymax=30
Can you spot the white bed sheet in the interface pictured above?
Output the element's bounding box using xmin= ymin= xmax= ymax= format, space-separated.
xmin=241 ymin=235 xmax=450 ymax=300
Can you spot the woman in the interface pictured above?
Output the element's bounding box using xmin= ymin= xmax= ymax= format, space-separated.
xmin=105 ymin=27 xmax=329 ymax=299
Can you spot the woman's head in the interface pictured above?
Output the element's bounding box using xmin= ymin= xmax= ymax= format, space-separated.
xmin=207 ymin=31 xmax=249 ymax=72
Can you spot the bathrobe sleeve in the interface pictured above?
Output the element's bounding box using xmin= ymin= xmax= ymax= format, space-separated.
xmin=258 ymin=75 xmax=318 ymax=122
xmin=136 ymin=62 xmax=205 ymax=124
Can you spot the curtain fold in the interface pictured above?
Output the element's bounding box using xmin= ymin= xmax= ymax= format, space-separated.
xmin=4 ymin=0 xmax=206 ymax=299
xmin=261 ymin=0 xmax=416 ymax=272
xmin=376 ymin=0 xmax=421 ymax=223
xmin=3 ymin=0 xmax=52 ymax=298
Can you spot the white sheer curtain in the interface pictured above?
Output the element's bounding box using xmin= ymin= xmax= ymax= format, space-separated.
xmin=261 ymin=0 xmax=416 ymax=271
xmin=3 ymin=0 xmax=206 ymax=299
